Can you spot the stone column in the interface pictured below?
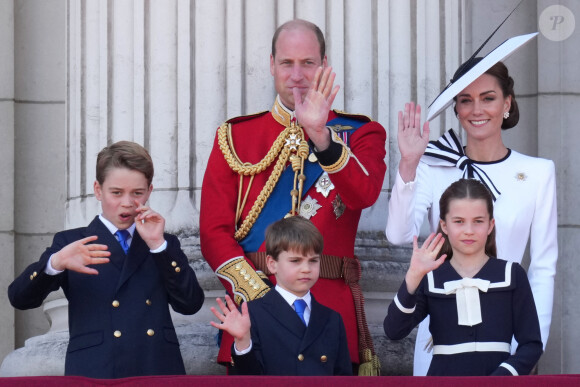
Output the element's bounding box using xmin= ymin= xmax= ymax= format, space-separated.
xmin=0 ymin=0 xmax=68 ymax=376
xmin=537 ymin=0 xmax=580 ymax=374
xmin=13 ymin=0 xmax=67 ymax=349
xmin=0 ymin=0 xmax=16 ymax=363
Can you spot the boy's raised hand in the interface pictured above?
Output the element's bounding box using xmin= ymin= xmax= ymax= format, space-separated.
xmin=51 ymin=236 xmax=110 ymax=275
xmin=210 ymin=294 xmax=251 ymax=351
xmin=134 ymin=200 xmax=166 ymax=250
xmin=405 ymin=233 xmax=447 ymax=294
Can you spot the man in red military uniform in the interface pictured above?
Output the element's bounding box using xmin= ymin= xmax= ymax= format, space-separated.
xmin=200 ymin=19 xmax=386 ymax=375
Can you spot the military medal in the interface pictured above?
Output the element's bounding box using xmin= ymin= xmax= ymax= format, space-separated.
xmin=332 ymin=194 xmax=346 ymax=219
xmin=315 ymin=172 xmax=335 ymax=198
xmin=299 ymin=195 xmax=322 ymax=220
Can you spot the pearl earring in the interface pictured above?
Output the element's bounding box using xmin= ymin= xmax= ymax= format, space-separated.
xmin=503 ymin=111 xmax=510 ymax=119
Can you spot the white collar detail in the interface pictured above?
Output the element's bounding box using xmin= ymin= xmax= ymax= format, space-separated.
xmin=444 ymin=278 xmax=491 ymax=326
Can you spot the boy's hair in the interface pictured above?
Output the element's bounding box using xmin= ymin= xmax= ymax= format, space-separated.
xmin=96 ymin=141 xmax=154 ymax=186
xmin=265 ymin=216 xmax=323 ymax=260
xmin=436 ymin=179 xmax=497 ymax=260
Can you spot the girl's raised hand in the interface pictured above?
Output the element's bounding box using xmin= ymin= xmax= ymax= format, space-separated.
xmin=405 ymin=233 xmax=447 ymax=294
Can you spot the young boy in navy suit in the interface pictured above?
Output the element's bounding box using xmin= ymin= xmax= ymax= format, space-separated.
xmin=210 ymin=216 xmax=352 ymax=375
xmin=8 ymin=141 xmax=204 ymax=378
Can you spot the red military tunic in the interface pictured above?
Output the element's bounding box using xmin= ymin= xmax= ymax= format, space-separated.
xmin=200 ymin=97 xmax=386 ymax=365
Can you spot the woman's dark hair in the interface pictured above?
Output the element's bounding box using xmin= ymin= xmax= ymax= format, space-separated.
xmin=436 ymin=179 xmax=497 ymax=260
xmin=452 ymin=58 xmax=519 ymax=129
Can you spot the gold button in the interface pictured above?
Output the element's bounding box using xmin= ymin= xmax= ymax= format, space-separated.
xmin=33 ymin=271 xmax=38 ymax=278
xmin=240 ymin=269 xmax=247 ymax=275
xmin=147 ymin=329 xmax=155 ymax=336
xmin=171 ymin=261 xmax=177 ymax=267
xmin=175 ymin=267 xmax=181 ymax=273
xmin=320 ymin=355 xmax=328 ymax=363
xmin=297 ymin=354 xmax=304 ymax=361
xmin=112 ymin=300 xmax=120 ymax=308
xmin=244 ymin=274 xmax=250 ymax=281
xmin=146 ymin=299 xmax=152 ymax=306
xmin=114 ymin=330 xmax=121 ymax=338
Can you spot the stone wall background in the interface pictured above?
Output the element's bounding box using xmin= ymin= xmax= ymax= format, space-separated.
xmin=0 ymin=0 xmax=578 ymax=375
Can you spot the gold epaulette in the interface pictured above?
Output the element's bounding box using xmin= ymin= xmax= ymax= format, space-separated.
xmin=215 ymin=257 xmax=271 ymax=304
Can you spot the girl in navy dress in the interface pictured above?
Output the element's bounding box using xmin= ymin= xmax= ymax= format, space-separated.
xmin=384 ymin=179 xmax=542 ymax=376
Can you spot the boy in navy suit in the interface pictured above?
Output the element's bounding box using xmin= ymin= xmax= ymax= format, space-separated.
xmin=210 ymin=216 xmax=352 ymax=375
xmin=8 ymin=141 xmax=204 ymax=378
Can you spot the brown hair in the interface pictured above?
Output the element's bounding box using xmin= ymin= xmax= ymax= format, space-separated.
xmin=436 ymin=179 xmax=497 ymax=260
xmin=96 ymin=141 xmax=154 ymax=186
xmin=452 ymin=59 xmax=519 ymax=129
xmin=271 ymin=19 xmax=325 ymax=60
xmin=265 ymin=216 xmax=324 ymax=260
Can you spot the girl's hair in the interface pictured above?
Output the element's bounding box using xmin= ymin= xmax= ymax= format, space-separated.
xmin=452 ymin=59 xmax=519 ymax=129
xmin=436 ymin=179 xmax=497 ymax=260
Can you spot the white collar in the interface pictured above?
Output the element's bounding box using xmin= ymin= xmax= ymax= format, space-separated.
xmin=275 ymin=285 xmax=312 ymax=310
xmin=98 ymin=215 xmax=136 ymax=237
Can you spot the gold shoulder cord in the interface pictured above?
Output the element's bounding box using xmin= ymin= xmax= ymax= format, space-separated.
xmin=218 ymin=121 xmax=307 ymax=241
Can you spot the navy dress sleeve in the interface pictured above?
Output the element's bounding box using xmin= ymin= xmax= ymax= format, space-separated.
xmin=384 ymin=278 xmax=429 ymax=340
xmin=491 ymin=263 xmax=543 ymax=375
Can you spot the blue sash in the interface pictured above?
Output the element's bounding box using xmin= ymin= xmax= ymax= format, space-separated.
xmin=239 ymin=116 xmax=367 ymax=252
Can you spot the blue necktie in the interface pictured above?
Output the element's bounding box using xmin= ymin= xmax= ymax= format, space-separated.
xmin=294 ymin=299 xmax=307 ymax=326
xmin=115 ymin=229 xmax=131 ymax=254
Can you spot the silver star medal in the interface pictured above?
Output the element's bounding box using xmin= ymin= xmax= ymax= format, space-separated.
xmin=299 ymin=195 xmax=322 ymax=220
xmin=315 ymin=172 xmax=335 ymax=198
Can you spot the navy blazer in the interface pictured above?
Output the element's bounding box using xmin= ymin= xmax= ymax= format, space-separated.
xmin=8 ymin=216 xmax=204 ymax=378
xmin=231 ymin=289 xmax=352 ymax=375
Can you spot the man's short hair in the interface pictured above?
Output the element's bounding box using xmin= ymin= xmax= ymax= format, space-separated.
xmin=265 ymin=216 xmax=324 ymax=260
xmin=271 ymin=19 xmax=326 ymax=60
xmin=96 ymin=141 xmax=154 ymax=186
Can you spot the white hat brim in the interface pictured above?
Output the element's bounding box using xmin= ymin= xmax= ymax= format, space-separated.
xmin=426 ymin=32 xmax=538 ymax=122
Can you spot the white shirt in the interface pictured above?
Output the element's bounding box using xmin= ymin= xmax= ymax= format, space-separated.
xmin=274 ymin=285 xmax=312 ymax=325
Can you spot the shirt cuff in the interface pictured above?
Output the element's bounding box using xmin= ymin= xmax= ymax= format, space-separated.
xmin=234 ymin=340 xmax=253 ymax=355
xmin=397 ymin=169 xmax=416 ymax=190
xmin=45 ymin=254 xmax=65 ymax=276
xmin=150 ymin=240 xmax=167 ymax=253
